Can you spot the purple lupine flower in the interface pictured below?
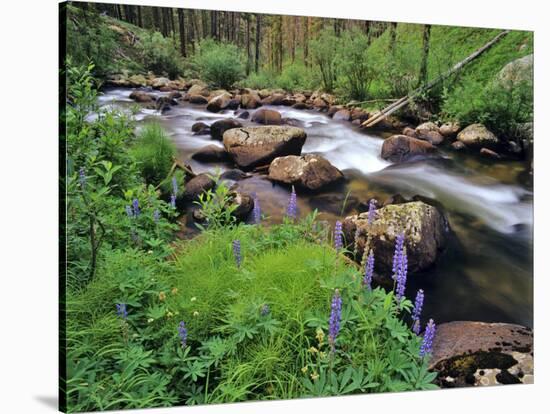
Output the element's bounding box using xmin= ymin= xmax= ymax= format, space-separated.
xmin=395 ymin=250 xmax=408 ymax=301
xmin=78 ymin=167 xmax=86 ymax=188
xmin=170 ymin=194 xmax=176 ymax=209
xmin=392 ymin=232 xmax=405 ymax=278
xmin=116 ymin=303 xmax=128 ymax=319
xmin=252 ymin=193 xmax=261 ymax=224
xmin=367 ymin=199 xmax=377 ymax=224
xmin=153 ymin=209 xmax=160 ymax=223
xmin=260 ymin=304 xmax=270 ymax=316
xmin=328 ymin=289 xmax=343 ymax=352
xmin=286 ymin=186 xmax=297 ymax=219
xmin=125 ymin=205 xmax=134 ymax=218
xmin=334 ymin=221 xmax=343 ymax=251
xmin=132 ymin=198 xmax=140 ymax=216
xmin=412 ymin=289 xmax=425 ymax=334
xmin=363 ymin=250 xmax=375 ymax=289
xmin=419 ymin=319 xmax=436 ymax=357
xmin=232 ymin=240 xmax=241 ymax=267
xmin=178 ymin=321 xmax=188 ymax=348
xmin=172 ymin=176 xmax=178 ymax=197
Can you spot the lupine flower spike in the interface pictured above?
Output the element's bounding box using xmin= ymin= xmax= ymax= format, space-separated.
xmin=286 ymin=186 xmax=297 ymax=219
xmin=328 ymin=289 xmax=343 ymax=352
xmin=178 ymin=321 xmax=188 ymax=348
xmin=395 ymin=249 xmax=408 ymax=301
xmin=125 ymin=205 xmax=134 ymax=218
xmin=132 ymin=198 xmax=140 ymax=216
xmin=252 ymin=193 xmax=261 ymax=224
xmin=170 ymin=194 xmax=176 ymax=209
xmin=260 ymin=304 xmax=270 ymax=316
xmin=116 ymin=303 xmax=128 ymax=319
xmin=232 ymin=240 xmax=241 ymax=267
xmin=419 ymin=319 xmax=436 ymax=357
xmin=334 ymin=221 xmax=343 ymax=251
xmin=367 ymin=199 xmax=377 ymax=224
xmin=392 ymin=232 xmax=405 ymax=277
xmin=363 ymin=250 xmax=375 ymax=289
xmin=153 ymin=209 xmax=160 ymax=224
xmin=172 ymin=176 xmax=178 ymax=197
xmin=412 ymin=289 xmax=424 ymax=334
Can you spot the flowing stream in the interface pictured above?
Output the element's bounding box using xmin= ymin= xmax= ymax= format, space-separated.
xmin=99 ymin=87 xmax=534 ymax=327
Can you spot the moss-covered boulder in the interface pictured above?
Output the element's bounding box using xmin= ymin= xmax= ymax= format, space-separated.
xmin=457 ymin=124 xmax=499 ymax=148
xmin=342 ymin=201 xmax=448 ymax=274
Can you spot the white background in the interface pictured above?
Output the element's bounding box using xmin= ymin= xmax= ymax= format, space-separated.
xmin=0 ymin=0 xmax=547 ymax=412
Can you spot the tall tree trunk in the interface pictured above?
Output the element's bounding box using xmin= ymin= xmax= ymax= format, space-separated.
xmin=152 ymin=7 xmax=161 ymax=32
xmin=277 ymin=16 xmax=283 ymax=73
xmin=177 ymin=9 xmax=186 ymax=57
xmin=246 ymin=15 xmax=251 ymax=75
xmin=116 ymin=5 xmax=123 ymax=21
xmin=137 ymin=6 xmax=143 ymax=27
xmin=201 ymin=11 xmax=208 ymax=39
xmin=255 ymin=14 xmax=261 ymax=73
xmin=170 ymin=8 xmax=176 ymax=43
xmin=303 ymin=17 xmax=309 ymax=67
xmin=189 ymin=10 xmax=196 ymax=53
xmin=418 ymin=24 xmax=432 ymax=87
xmin=291 ymin=17 xmax=297 ymax=63
xmin=389 ymin=22 xmax=397 ymax=53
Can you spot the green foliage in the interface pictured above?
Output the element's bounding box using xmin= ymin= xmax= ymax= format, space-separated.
xmin=310 ymin=29 xmax=340 ymax=92
xmin=131 ymin=123 xmax=177 ymax=186
xmin=442 ymin=78 xmax=533 ymax=140
xmin=336 ymin=29 xmax=375 ymax=100
xmin=65 ymin=61 xmax=178 ymax=290
xmin=194 ymin=172 xmax=237 ymax=230
xmin=139 ymin=31 xmax=183 ymax=78
xmin=192 ymin=39 xmax=245 ymax=89
xmin=67 ymin=218 xmax=438 ymax=411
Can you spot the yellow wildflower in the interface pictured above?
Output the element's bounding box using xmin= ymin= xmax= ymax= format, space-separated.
xmin=191 ymin=297 xmax=197 ymax=302
xmin=193 ymin=311 xmax=199 ymax=317
xmin=316 ymin=327 xmax=325 ymax=344
xmin=310 ymin=371 xmax=319 ymax=381
xmin=158 ymin=291 xmax=166 ymax=301
xmin=301 ymin=366 xmax=308 ymax=374
xmin=308 ymin=346 xmax=318 ymax=354
xmin=171 ymin=287 xmax=178 ymax=295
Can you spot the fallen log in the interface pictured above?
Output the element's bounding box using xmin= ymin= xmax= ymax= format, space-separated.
xmin=362 ymin=30 xmax=510 ymax=129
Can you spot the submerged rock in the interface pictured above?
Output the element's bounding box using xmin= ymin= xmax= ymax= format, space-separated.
xmin=251 ymin=108 xmax=283 ymax=125
xmin=457 ymin=124 xmax=499 ymax=148
xmin=187 ymin=94 xmax=209 ymax=105
xmin=183 ymin=173 xmax=216 ymax=200
xmin=129 ymin=90 xmax=154 ymax=103
xmin=381 ymin=135 xmax=437 ymax=162
xmin=480 ymin=147 xmax=501 ymax=159
xmin=191 ymin=145 xmax=229 ymax=162
xmin=191 ymin=122 xmax=210 ymax=135
xmin=268 ymin=154 xmax=344 ymax=191
xmin=333 ymin=109 xmax=351 ymax=122
xmin=210 ymin=118 xmax=243 ymax=141
xmin=223 ymin=126 xmax=307 ymax=170
xmin=342 ymin=201 xmax=448 ymax=274
xmin=415 ymin=122 xmax=444 ymax=145
xmin=430 ymin=321 xmax=533 ymax=388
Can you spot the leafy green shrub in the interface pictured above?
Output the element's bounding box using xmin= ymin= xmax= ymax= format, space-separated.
xmin=442 ymin=78 xmax=533 ymax=139
xmin=192 ymin=39 xmax=245 ymax=89
xmin=310 ymin=29 xmax=340 ymax=92
xmin=194 ymin=173 xmax=237 ymax=230
xmin=131 ymin=123 xmax=177 ymax=186
xmin=139 ymin=31 xmax=182 ymax=78
xmin=277 ymin=62 xmax=313 ymax=91
xmin=336 ymin=29 xmax=375 ymax=100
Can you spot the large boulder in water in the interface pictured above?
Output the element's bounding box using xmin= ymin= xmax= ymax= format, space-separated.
xmin=342 ymin=201 xmax=448 ymax=274
xmin=187 ymin=83 xmax=210 ymax=97
xmin=183 ymin=173 xmax=216 ymax=201
xmin=223 ymin=126 xmax=307 ymax=170
xmin=430 ymin=321 xmax=533 ymax=387
xmin=206 ymin=93 xmax=233 ymax=113
xmin=381 ymin=135 xmax=437 ymax=162
xmin=415 ymin=122 xmax=444 ymax=145
xmin=457 ymin=124 xmax=499 ymax=148
xmin=268 ymin=154 xmax=344 ymax=191
xmin=151 ymin=77 xmax=170 ymax=89
xmin=188 ymin=94 xmax=209 ymax=105
xmin=191 ymin=145 xmax=229 ymax=162
xmin=251 ymin=109 xmax=283 ymax=125
xmin=240 ymin=90 xmax=262 ymax=109
xmin=439 ymin=122 xmax=461 ymax=138
xmin=129 ymin=90 xmax=154 ymax=103
xmin=210 ymin=119 xmax=243 ymax=141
